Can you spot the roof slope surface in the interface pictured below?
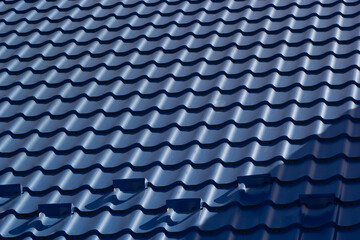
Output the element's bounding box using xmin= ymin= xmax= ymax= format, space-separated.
xmin=0 ymin=0 xmax=359 ymax=239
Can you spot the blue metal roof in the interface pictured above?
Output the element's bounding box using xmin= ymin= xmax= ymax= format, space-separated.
xmin=0 ymin=0 xmax=359 ymax=238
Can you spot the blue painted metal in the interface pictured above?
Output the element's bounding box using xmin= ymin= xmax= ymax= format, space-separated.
xmin=38 ymin=203 xmax=74 ymax=217
xmin=166 ymin=198 xmax=202 ymax=212
xmin=0 ymin=0 xmax=359 ymax=238
xmin=113 ymin=178 xmax=147 ymax=192
xmin=0 ymin=184 xmax=22 ymax=197
xmin=237 ymin=174 xmax=272 ymax=188
xmin=300 ymin=194 xmax=336 ymax=209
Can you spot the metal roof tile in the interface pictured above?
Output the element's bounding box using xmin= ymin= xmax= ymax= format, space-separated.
xmin=0 ymin=0 xmax=359 ymax=238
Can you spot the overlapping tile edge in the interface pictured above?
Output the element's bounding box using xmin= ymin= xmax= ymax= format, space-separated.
xmin=0 ymin=0 xmax=359 ymax=239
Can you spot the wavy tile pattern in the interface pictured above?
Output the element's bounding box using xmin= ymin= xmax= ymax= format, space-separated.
xmin=0 ymin=0 xmax=359 ymax=239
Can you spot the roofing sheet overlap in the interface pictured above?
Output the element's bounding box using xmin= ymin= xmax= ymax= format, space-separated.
xmin=0 ymin=0 xmax=359 ymax=239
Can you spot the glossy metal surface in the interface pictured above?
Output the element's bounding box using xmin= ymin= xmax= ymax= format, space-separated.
xmin=0 ymin=0 xmax=359 ymax=238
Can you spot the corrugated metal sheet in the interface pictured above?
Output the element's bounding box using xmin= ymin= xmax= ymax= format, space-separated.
xmin=0 ymin=0 xmax=359 ymax=238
